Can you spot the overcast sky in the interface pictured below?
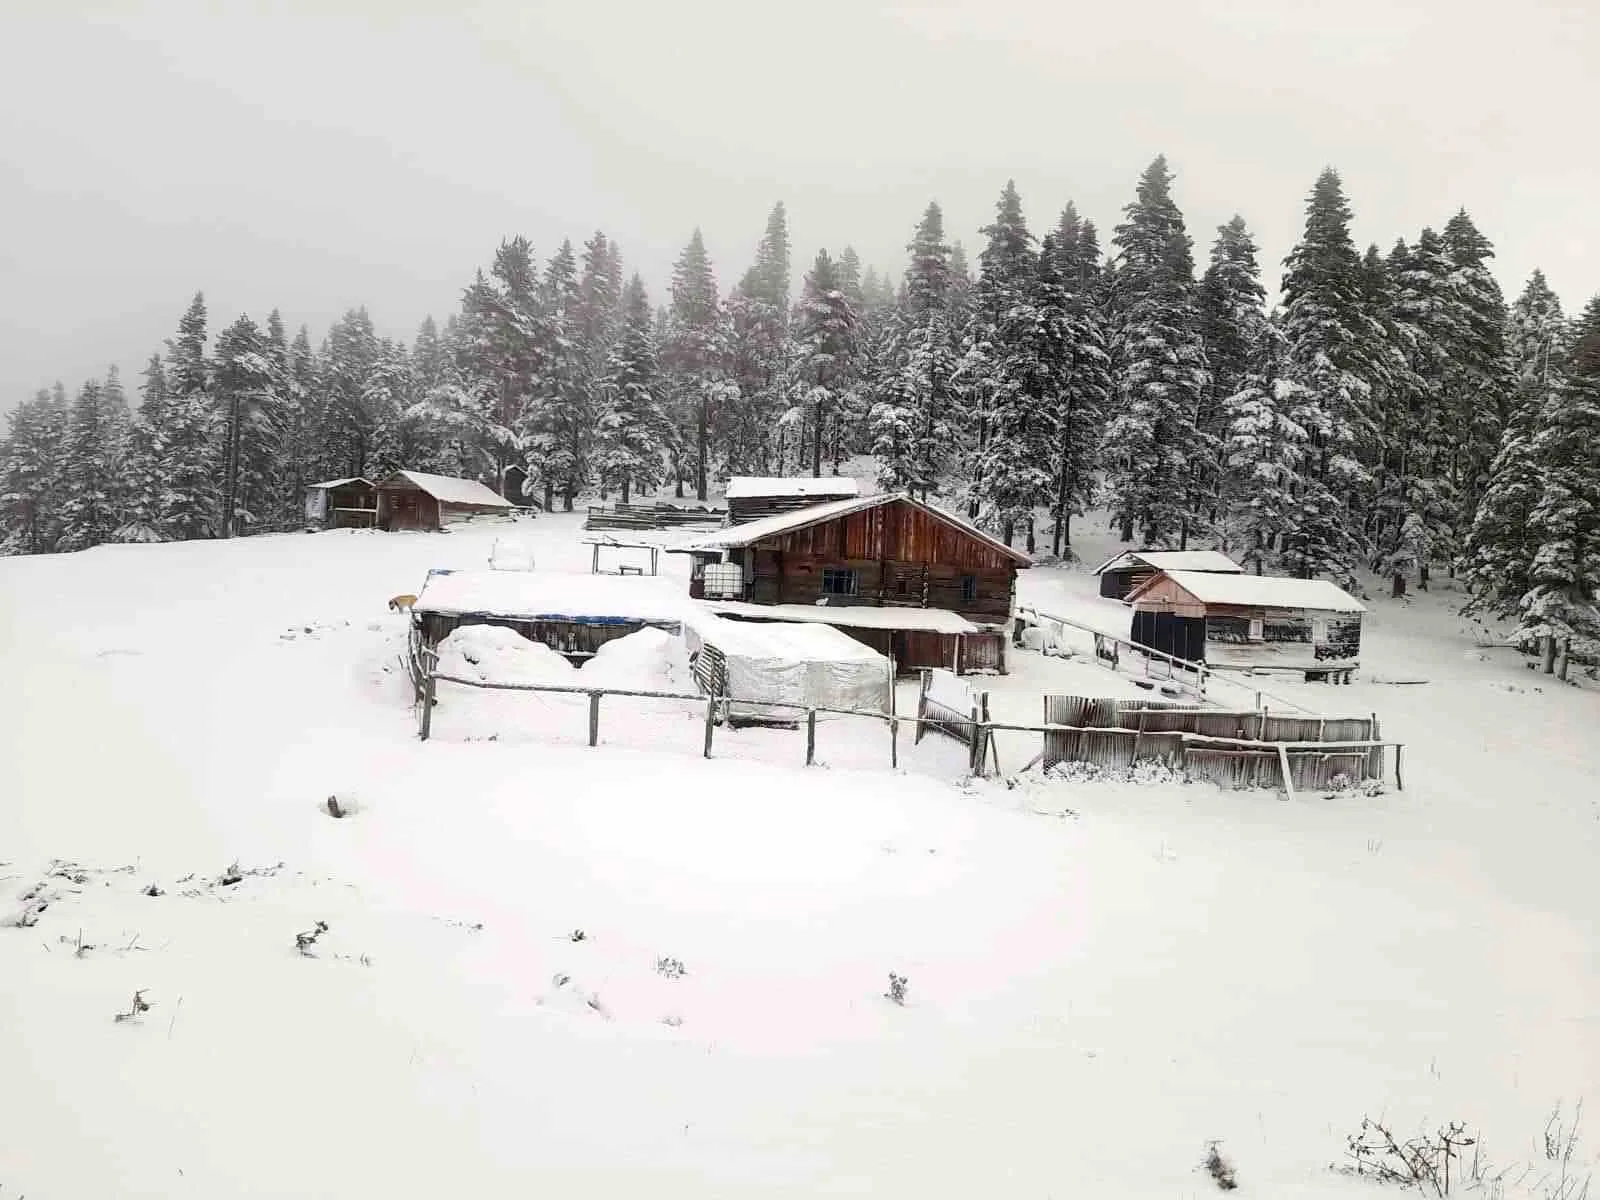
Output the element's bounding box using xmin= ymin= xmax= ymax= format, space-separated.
xmin=3 ymin=0 xmax=1596 ymax=410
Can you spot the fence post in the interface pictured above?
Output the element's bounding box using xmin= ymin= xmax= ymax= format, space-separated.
xmin=889 ymin=717 xmax=899 ymax=769
xmin=703 ymin=698 xmax=716 ymax=758
xmin=419 ymin=669 xmax=436 ymax=741
xmin=1131 ymin=707 xmax=1147 ymax=763
xmin=914 ymin=670 xmax=930 ymax=745
xmin=806 ymin=709 xmax=817 ymax=766
xmin=1394 ymin=743 xmax=1405 ymax=792
xmin=588 ymin=692 xmax=601 ymax=747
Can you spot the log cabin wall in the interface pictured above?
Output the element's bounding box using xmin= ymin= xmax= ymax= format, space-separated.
xmin=738 ymin=499 xmax=1019 ymax=623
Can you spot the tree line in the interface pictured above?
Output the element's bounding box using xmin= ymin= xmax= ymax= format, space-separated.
xmin=3 ymin=157 xmax=1598 ymax=662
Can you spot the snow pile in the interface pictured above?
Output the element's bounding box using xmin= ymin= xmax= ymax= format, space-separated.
xmin=1043 ymin=758 xmax=1186 ymax=786
xmin=579 ymin=627 xmax=691 ymax=692
xmin=488 ymin=537 xmax=535 ymax=572
xmin=436 ymin=625 xmax=574 ymax=685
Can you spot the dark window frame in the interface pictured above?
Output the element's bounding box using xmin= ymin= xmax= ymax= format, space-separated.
xmin=821 ymin=566 xmax=860 ymax=597
xmin=959 ymin=574 xmax=978 ymax=603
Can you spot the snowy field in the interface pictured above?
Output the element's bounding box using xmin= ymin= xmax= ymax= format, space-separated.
xmin=2 ymin=511 xmax=1598 ymax=1198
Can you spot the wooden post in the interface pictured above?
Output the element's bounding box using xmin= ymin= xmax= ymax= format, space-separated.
xmin=806 ymin=709 xmax=817 ymax=765
xmin=1277 ymin=742 xmax=1296 ymax=800
xmin=588 ymin=692 xmax=601 ymax=747
xmin=890 ymin=717 xmax=899 ymax=769
xmin=914 ymin=670 xmax=930 ymax=745
xmin=703 ymin=698 xmax=716 ymax=758
xmin=1131 ymin=707 xmax=1148 ymax=763
xmin=980 ymin=693 xmax=994 ymax=775
xmin=1394 ymin=743 xmax=1404 ymax=792
xmin=591 ymin=542 xmax=600 ymax=575
xmin=953 ymin=634 xmax=963 ymax=675
xmin=419 ymin=669 xmax=436 ymax=741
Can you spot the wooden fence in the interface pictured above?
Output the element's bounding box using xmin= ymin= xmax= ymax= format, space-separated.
xmin=913 ymin=669 xmax=994 ymax=773
xmin=407 ymin=642 xmax=1400 ymax=793
xmin=583 ymin=502 xmax=726 ymax=531
xmin=1038 ymin=695 xmax=1395 ymax=796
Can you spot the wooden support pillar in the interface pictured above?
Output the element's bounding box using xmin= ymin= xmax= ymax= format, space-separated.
xmin=419 ymin=670 xmax=436 ymax=741
xmin=588 ymin=692 xmax=601 ymax=747
xmin=1394 ymin=743 xmax=1405 ymax=792
xmin=703 ymin=698 xmax=716 ymax=758
xmin=806 ymin=709 xmax=817 ymax=765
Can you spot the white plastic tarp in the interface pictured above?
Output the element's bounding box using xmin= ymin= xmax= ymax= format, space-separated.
xmin=686 ymin=615 xmax=890 ymax=720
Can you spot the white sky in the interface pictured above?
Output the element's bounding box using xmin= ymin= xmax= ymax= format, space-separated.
xmin=2 ymin=0 xmax=1595 ymax=409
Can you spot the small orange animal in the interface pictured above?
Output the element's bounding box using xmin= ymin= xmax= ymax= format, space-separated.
xmin=388 ymin=593 xmax=417 ymax=613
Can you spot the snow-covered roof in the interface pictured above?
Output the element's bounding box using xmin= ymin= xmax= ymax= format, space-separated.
xmin=670 ymin=493 xmax=1033 ymax=566
xmin=1094 ymin=549 xmax=1244 ymax=576
xmin=701 ymin=599 xmax=980 ymax=635
xmin=381 ymin=471 xmax=513 ymax=508
xmin=415 ymin=569 xmax=686 ymax=624
xmin=725 ymin=476 xmax=861 ymax=500
xmin=686 ymin=612 xmax=887 ymax=663
xmin=1130 ymin=569 xmax=1366 ymax=613
xmin=308 ymin=477 xmax=372 ymax=490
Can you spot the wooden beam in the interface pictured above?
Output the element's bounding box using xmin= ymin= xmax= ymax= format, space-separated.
xmin=1277 ymin=742 xmax=1296 ymax=799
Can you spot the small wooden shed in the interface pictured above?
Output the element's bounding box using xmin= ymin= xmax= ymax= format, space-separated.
xmin=1094 ymin=549 xmax=1243 ymax=599
xmin=1124 ymin=569 xmax=1366 ymax=678
xmin=376 ymin=470 xmax=514 ymax=532
xmin=304 ymin=478 xmax=377 ymax=529
xmin=725 ymin=476 xmax=860 ymax=525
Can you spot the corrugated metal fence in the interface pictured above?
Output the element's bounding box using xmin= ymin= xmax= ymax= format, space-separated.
xmin=1042 ymin=696 xmax=1386 ymax=791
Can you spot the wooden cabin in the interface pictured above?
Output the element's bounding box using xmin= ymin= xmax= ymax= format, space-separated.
xmin=376 ymin=470 xmax=514 ymax=532
xmin=724 ymin=476 xmax=860 ymax=525
xmin=304 ymin=477 xmax=377 ymax=529
xmin=1124 ymin=569 xmax=1366 ymax=680
xmin=671 ymin=493 xmax=1031 ymax=674
xmin=411 ymin=569 xmax=684 ymax=666
xmin=1094 ymin=549 xmax=1243 ymax=599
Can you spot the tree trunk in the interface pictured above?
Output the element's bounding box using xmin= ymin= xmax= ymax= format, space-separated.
xmin=1391 ymin=573 xmax=1406 ymax=598
xmin=1557 ymin=638 xmax=1570 ymax=682
xmin=1002 ymin=518 xmax=1014 ymax=547
xmin=696 ymin=398 xmax=708 ymax=502
xmin=1418 ymin=560 xmax=1430 ymax=591
xmin=621 ymin=477 xmax=631 ymax=504
xmin=1541 ymin=634 xmax=1557 ymax=674
xmin=543 ymin=482 xmax=555 ymax=513
xmin=1025 ymin=516 xmax=1036 ymax=555
xmin=1119 ymin=512 xmax=1134 ymax=542
xmin=811 ymin=399 xmax=823 ymax=478
xmin=562 ymin=490 xmax=574 ymax=513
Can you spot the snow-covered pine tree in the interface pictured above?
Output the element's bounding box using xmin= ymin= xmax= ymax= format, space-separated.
xmin=56 ymin=379 xmax=121 ymax=550
xmin=1048 ymin=219 xmax=1113 ymax=558
xmin=792 ymin=249 xmax=860 ymax=478
xmin=112 ymin=356 xmax=168 ymax=543
xmin=319 ymin=307 xmax=391 ymax=481
xmin=1104 ymin=156 xmax=1210 ymax=546
xmin=837 ymin=246 xmax=864 ymax=310
xmin=1517 ymin=295 xmax=1600 ymax=674
xmin=1440 ymin=210 xmax=1513 ymax=538
xmin=159 ymin=292 xmax=221 ymax=539
xmin=722 ymin=282 xmax=784 ymax=474
xmin=1222 ymin=321 xmax=1309 ymax=574
xmin=1461 ymin=270 xmax=1567 ymax=619
xmin=214 ymin=314 xmax=281 ymax=535
xmin=595 ymin=275 xmax=670 ymax=503
xmin=1278 ymin=169 xmax=1382 ymax=580
xmin=1197 ymin=216 xmax=1269 ymax=550
xmin=743 ymin=202 xmax=792 ymax=319
xmin=662 ymin=229 xmax=730 ymax=499
xmin=0 ymin=387 xmax=69 ymax=554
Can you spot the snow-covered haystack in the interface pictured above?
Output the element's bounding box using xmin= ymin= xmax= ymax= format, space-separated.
xmin=579 ymin=627 xmax=691 ymax=692
xmin=436 ymin=625 xmax=574 ymax=685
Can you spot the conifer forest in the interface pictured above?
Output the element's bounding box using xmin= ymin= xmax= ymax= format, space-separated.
xmin=5 ymin=159 xmax=1598 ymax=657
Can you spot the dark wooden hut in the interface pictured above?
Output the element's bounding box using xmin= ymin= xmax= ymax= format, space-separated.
xmin=304 ymin=478 xmax=378 ymax=529
xmin=724 ymin=476 xmax=860 ymax=525
xmin=1093 ymin=549 xmax=1243 ymax=599
xmin=1124 ymin=569 xmax=1366 ymax=680
xmin=376 ymin=470 xmax=514 ymax=532
xmin=671 ymin=493 xmax=1031 ymax=674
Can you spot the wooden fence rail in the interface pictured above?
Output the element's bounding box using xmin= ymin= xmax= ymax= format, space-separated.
xmin=410 ymin=647 xmax=1401 ymax=793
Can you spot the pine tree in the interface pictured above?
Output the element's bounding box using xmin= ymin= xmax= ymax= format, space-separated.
xmin=1461 ymin=271 xmax=1567 ymax=618
xmin=1048 ymin=218 xmax=1113 ymax=558
xmin=1518 ymin=295 xmax=1600 ymax=674
xmin=1278 ymin=169 xmax=1382 ymax=580
xmin=1198 ymin=216 xmax=1269 ymax=547
xmin=1440 ymin=210 xmax=1512 ymax=537
xmin=1104 ymin=156 xmax=1210 ymax=546
xmin=595 ymin=275 xmax=670 ymax=502
xmin=662 ymin=229 xmax=729 ymax=499
xmin=56 ymin=380 xmax=120 ymax=550
xmin=113 ymin=357 xmax=168 ymax=544
xmin=742 ymin=202 xmax=792 ymax=316
xmin=320 ymin=307 xmax=391 ymax=480
xmin=0 ymin=387 xmax=69 ymax=553
xmin=792 ymin=249 xmax=860 ymax=477
xmin=1222 ymin=322 xmax=1309 ymax=574
xmin=160 ymin=293 xmax=221 ymax=539
xmin=214 ymin=314 xmax=279 ymax=535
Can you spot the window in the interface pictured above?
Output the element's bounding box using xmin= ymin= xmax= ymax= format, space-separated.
xmin=895 ymin=576 xmax=910 ymax=597
xmin=821 ymin=567 xmax=859 ymax=597
xmin=960 ymin=575 xmax=978 ymax=604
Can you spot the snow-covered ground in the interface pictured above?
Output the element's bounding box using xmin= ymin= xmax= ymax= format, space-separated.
xmin=2 ymin=509 xmax=1597 ymax=1198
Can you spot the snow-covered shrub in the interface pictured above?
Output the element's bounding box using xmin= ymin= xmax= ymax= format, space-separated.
xmin=655 ymin=956 xmax=687 ymax=980
xmin=1203 ymin=1142 xmax=1238 ymax=1191
xmin=886 ymin=972 xmax=908 ymax=1005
